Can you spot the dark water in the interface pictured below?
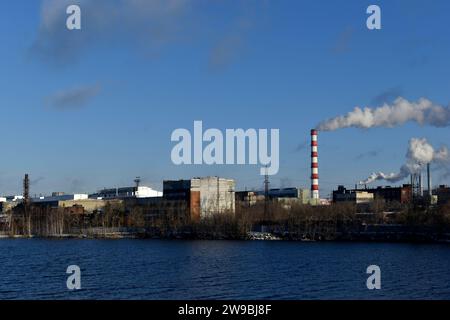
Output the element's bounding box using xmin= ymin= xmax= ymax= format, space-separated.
xmin=0 ymin=239 xmax=449 ymax=300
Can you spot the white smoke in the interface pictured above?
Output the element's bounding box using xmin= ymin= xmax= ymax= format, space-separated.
xmin=406 ymin=138 xmax=434 ymax=165
xmin=434 ymin=147 xmax=449 ymax=162
xmin=317 ymin=97 xmax=450 ymax=131
xmin=359 ymin=138 xmax=450 ymax=185
xmin=359 ymin=169 xmax=408 ymax=184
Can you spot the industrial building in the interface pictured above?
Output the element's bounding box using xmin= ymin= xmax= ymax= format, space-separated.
xmin=163 ymin=177 xmax=235 ymax=220
xmin=235 ymin=191 xmax=262 ymax=207
xmin=334 ymin=184 xmax=412 ymax=205
xmin=30 ymin=193 xmax=121 ymax=214
xmin=434 ymin=185 xmax=450 ymax=206
xmin=265 ymin=188 xmax=310 ymax=201
xmin=0 ymin=201 xmax=16 ymax=214
xmin=356 ymin=185 xmax=412 ymax=204
xmin=236 ymin=187 xmax=313 ymax=211
xmin=0 ymin=195 xmax=23 ymax=214
xmin=90 ymin=186 xmax=162 ymax=199
xmin=236 ymin=188 xmax=310 ymax=207
xmin=1 ymin=175 xmax=235 ymax=221
xmin=33 ymin=193 xmax=89 ymax=204
xmin=333 ymin=186 xmax=374 ymax=205
xmin=261 ymin=187 xmax=310 ymax=204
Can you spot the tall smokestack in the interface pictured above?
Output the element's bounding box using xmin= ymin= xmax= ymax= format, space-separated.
xmin=419 ymin=170 xmax=423 ymax=196
xmin=427 ymin=163 xmax=432 ymax=196
xmin=311 ymin=129 xmax=319 ymax=200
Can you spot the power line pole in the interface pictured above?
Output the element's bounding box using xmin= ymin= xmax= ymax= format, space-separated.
xmin=217 ymin=177 xmax=220 ymax=214
xmin=23 ymin=173 xmax=30 ymax=207
xmin=23 ymin=173 xmax=31 ymax=236
xmin=264 ymin=166 xmax=269 ymax=220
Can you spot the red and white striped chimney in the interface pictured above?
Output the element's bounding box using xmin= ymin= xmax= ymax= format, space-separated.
xmin=311 ymin=129 xmax=319 ymax=200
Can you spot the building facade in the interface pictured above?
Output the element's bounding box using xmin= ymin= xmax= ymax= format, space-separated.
xmin=333 ymin=186 xmax=374 ymax=204
xmin=356 ymin=185 xmax=412 ymax=204
xmin=163 ymin=177 xmax=235 ymax=220
xmin=434 ymin=185 xmax=450 ymax=206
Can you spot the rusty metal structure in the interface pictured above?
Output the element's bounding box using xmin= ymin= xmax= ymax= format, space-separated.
xmin=410 ymin=172 xmax=422 ymax=203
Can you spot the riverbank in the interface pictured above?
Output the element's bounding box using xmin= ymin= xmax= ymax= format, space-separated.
xmin=2 ymin=202 xmax=450 ymax=243
xmin=1 ymin=229 xmax=450 ymax=243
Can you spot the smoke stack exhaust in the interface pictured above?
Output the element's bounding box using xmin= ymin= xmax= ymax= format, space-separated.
xmin=311 ymin=129 xmax=319 ymax=200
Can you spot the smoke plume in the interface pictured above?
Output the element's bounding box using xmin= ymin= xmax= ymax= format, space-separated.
xmin=359 ymin=138 xmax=449 ymax=185
xmin=317 ymin=97 xmax=450 ymax=131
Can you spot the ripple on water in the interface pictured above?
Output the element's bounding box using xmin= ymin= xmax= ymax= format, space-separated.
xmin=0 ymin=240 xmax=450 ymax=300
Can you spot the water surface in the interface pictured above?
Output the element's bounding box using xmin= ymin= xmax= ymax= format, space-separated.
xmin=0 ymin=239 xmax=449 ymax=299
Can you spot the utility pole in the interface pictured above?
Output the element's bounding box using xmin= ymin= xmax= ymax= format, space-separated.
xmin=217 ymin=177 xmax=220 ymax=214
xmin=23 ymin=173 xmax=30 ymax=206
xmin=134 ymin=176 xmax=141 ymax=188
xmin=264 ymin=166 xmax=269 ymax=220
xmin=23 ymin=174 xmax=31 ymax=236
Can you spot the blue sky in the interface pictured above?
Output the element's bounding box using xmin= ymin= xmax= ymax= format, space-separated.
xmin=0 ymin=0 xmax=449 ymax=197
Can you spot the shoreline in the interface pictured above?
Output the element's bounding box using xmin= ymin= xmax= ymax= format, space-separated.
xmin=1 ymin=231 xmax=450 ymax=244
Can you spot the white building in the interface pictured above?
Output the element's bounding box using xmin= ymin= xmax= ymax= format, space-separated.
xmin=4 ymin=195 xmax=23 ymax=202
xmin=33 ymin=194 xmax=89 ymax=203
xmin=90 ymin=186 xmax=162 ymax=199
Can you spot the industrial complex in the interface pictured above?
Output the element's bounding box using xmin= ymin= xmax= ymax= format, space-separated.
xmin=1 ymin=129 xmax=449 ymax=224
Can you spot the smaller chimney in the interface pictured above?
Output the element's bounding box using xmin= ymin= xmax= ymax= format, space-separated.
xmin=427 ymin=163 xmax=432 ymax=197
xmin=419 ymin=170 xmax=423 ymax=197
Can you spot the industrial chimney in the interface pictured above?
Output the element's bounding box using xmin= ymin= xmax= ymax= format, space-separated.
xmin=311 ymin=129 xmax=319 ymax=201
xmin=23 ymin=173 xmax=30 ymax=206
xmin=427 ymin=163 xmax=432 ymax=197
xmin=419 ymin=170 xmax=423 ymax=197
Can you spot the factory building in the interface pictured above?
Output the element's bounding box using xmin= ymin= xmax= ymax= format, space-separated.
xmin=261 ymin=187 xmax=310 ymax=204
xmin=30 ymin=193 xmax=120 ymax=214
xmin=0 ymin=195 xmax=23 ymax=214
xmin=0 ymin=201 xmax=15 ymax=214
xmin=333 ymin=186 xmax=374 ymax=204
xmin=334 ymin=184 xmax=412 ymax=205
xmin=434 ymin=185 xmax=450 ymax=206
xmin=235 ymin=191 xmax=262 ymax=207
xmin=265 ymin=188 xmax=310 ymax=201
xmin=356 ymin=185 xmax=412 ymax=204
xmin=163 ymin=177 xmax=235 ymax=220
xmin=236 ymin=188 xmax=311 ymax=208
xmin=267 ymin=188 xmax=311 ymax=209
xmin=4 ymin=195 xmax=23 ymax=202
xmin=33 ymin=193 xmax=89 ymax=204
xmin=90 ymin=186 xmax=162 ymax=199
